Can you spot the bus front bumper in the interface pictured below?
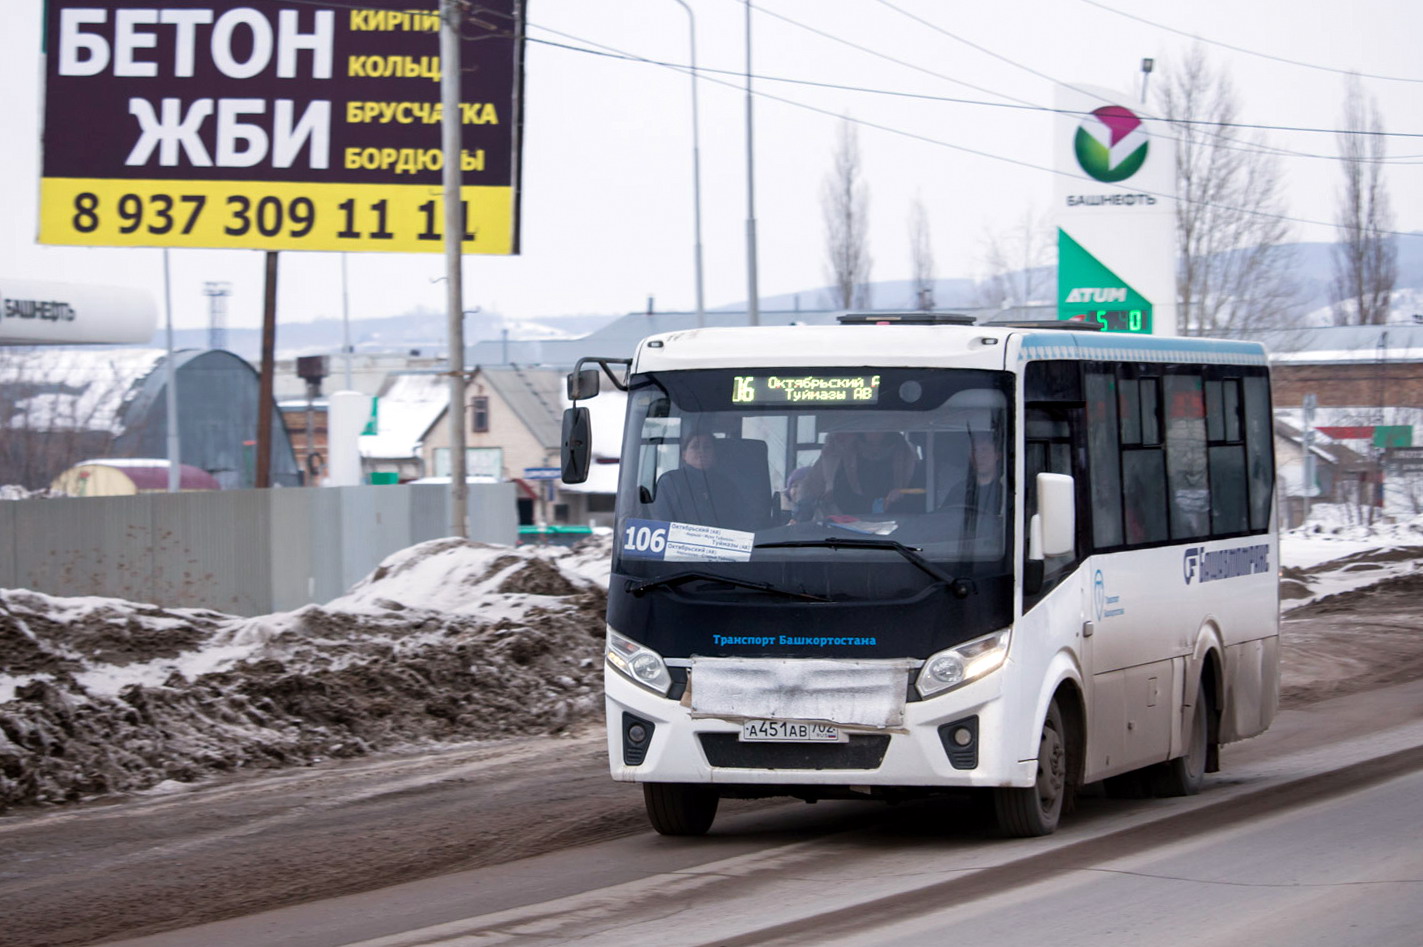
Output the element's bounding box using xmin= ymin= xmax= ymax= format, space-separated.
xmin=605 ymin=666 xmax=1038 ymax=790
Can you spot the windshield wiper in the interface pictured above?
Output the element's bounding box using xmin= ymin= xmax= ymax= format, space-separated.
xmin=755 ymin=538 xmax=974 ymax=599
xmin=626 ymin=570 xmax=831 ymax=602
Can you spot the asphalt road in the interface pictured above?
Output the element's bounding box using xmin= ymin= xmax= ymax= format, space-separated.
xmin=95 ymin=677 xmax=1423 ymax=947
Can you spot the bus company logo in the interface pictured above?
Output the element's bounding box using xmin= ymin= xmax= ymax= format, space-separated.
xmin=1184 ymin=544 xmax=1271 ymax=585
xmin=1183 ymin=547 xmax=1201 ymax=584
xmin=1093 ymin=570 xmax=1124 ymax=620
xmin=1074 ymin=105 xmax=1149 ymax=183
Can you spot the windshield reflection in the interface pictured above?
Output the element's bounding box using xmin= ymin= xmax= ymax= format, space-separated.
xmin=616 ymin=368 xmax=1012 ymax=572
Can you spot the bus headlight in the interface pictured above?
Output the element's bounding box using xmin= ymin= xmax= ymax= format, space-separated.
xmin=916 ymin=629 xmax=1010 ymax=699
xmin=606 ymin=629 xmax=673 ymax=696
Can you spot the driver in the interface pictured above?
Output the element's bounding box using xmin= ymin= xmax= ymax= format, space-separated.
xmin=652 ymin=433 xmax=761 ymax=532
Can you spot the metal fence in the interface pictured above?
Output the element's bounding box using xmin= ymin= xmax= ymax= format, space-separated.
xmin=0 ymin=484 xmax=517 ymax=616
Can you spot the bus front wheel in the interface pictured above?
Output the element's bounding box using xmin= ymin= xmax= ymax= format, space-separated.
xmin=643 ymin=783 xmax=719 ymax=836
xmin=994 ymin=699 xmax=1068 ymax=837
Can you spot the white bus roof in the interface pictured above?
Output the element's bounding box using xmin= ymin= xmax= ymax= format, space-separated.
xmin=631 ymin=324 xmax=1269 ymax=373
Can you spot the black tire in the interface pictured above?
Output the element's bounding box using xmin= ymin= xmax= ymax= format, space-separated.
xmin=1149 ymin=685 xmax=1210 ymax=797
xmin=643 ymin=783 xmax=719 ymax=836
xmin=994 ymin=699 xmax=1069 ymax=837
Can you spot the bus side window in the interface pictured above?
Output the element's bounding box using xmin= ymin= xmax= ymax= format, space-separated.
xmin=1084 ymin=370 xmax=1124 ymax=549
xmin=1243 ymin=373 xmax=1274 ymax=531
xmin=1163 ymin=372 xmax=1210 ymax=540
xmin=1024 ymin=396 xmax=1082 ymax=603
xmin=1114 ymin=367 xmax=1170 ymax=546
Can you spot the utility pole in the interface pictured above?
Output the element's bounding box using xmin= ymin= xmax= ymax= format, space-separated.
xmin=1302 ymin=392 xmax=1316 ymax=524
xmin=744 ymin=0 xmax=760 ymax=325
xmin=441 ymin=0 xmax=469 ymax=538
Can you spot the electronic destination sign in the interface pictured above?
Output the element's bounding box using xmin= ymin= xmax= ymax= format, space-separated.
xmin=731 ymin=374 xmax=881 ymax=405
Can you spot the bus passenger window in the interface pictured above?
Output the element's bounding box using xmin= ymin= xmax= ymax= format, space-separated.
xmin=1084 ymin=371 xmax=1123 ymax=549
xmin=1163 ymin=374 xmax=1209 ymax=540
xmin=1243 ymin=375 xmax=1275 ymax=531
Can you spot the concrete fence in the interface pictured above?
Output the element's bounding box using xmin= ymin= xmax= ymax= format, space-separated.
xmin=0 ymin=483 xmax=518 ymax=616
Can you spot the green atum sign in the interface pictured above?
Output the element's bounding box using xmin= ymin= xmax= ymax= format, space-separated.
xmin=1057 ymin=229 xmax=1153 ymax=334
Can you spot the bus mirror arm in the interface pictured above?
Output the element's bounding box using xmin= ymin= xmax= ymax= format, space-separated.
xmin=567 ymin=356 xmax=632 ymax=401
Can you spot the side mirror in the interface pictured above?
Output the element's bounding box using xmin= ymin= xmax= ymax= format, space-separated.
xmin=561 ymin=407 xmax=592 ymax=484
xmin=1035 ymin=472 xmax=1075 ymax=558
xmin=567 ymin=368 xmax=601 ymax=401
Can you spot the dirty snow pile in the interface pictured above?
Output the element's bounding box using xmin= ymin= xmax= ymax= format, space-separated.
xmin=0 ymin=537 xmax=611 ymax=810
xmin=1279 ymin=506 xmax=1423 ymax=606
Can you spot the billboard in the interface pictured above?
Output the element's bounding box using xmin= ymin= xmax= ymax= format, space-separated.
xmin=39 ymin=1 xmax=523 ymax=254
xmin=1054 ymin=85 xmax=1175 ymax=335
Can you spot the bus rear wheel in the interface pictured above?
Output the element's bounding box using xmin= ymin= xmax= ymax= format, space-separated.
xmin=643 ymin=783 xmax=719 ymax=836
xmin=994 ymin=699 xmax=1068 ymax=837
xmin=1150 ymin=685 xmax=1210 ymax=797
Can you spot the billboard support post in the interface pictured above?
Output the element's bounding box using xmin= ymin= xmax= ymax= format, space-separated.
xmin=256 ymin=251 xmax=278 ymax=489
xmin=442 ymin=0 xmax=468 ymax=538
xmin=162 ymin=248 xmax=180 ymax=492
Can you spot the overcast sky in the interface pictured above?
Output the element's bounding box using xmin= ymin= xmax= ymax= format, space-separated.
xmin=2 ymin=0 xmax=1420 ymax=332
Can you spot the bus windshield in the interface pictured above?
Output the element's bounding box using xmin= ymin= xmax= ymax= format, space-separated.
xmin=615 ymin=367 xmax=1014 ymax=591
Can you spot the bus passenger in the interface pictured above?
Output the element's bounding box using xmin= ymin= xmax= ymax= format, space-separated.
xmin=795 ymin=431 xmax=919 ymax=519
xmin=652 ymin=433 xmax=760 ymax=532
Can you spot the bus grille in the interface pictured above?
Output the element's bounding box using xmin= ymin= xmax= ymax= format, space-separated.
xmin=698 ymin=734 xmax=891 ymax=770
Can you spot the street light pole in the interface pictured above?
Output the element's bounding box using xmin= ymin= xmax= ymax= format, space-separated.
xmin=669 ymin=0 xmax=705 ymax=327
xmin=744 ymin=0 xmax=760 ymax=326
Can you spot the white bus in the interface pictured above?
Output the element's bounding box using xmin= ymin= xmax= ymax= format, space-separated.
xmin=561 ymin=316 xmax=1278 ymax=837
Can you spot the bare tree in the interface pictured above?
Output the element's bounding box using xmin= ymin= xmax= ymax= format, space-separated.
xmin=822 ymin=117 xmax=872 ymax=310
xmin=1160 ymin=46 xmax=1295 ymax=336
xmin=908 ymin=193 xmax=935 ymax=311
xmin=1331 ymin=74 xmax=1397 ymax=326
xmin=0 ymin=348 xmax=130 ymax=490
xmin=975 ymin=206 xmax=1054 ymax=310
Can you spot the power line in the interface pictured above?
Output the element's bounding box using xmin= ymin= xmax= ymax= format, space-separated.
xmin=848 ymin=0 xmax=1423 ymax=166
xmin=1079 ymin=0 xmax=1423 ymax=84
xmin=529 ymin=25 xmax=1422 ymax=240
xmin=525 ymin=34 xmax=1423 ymax=165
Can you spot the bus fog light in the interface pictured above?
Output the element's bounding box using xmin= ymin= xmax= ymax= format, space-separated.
xmin=952 ymin=726 xmax=973 ymax=746
xmin=627 ymin=723 xmax=649 ymax=744
xmin=916 ymin=628 xmax=1011 ymax=698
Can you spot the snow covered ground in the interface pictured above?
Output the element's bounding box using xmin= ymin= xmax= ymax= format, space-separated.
xmin=2 ymin=517 xmax=1420 ymax=812
xmin=0 ymin=537 xmax=611 ymax=809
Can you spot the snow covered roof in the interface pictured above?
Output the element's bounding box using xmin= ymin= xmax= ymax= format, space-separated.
xmin=1251 ymin=325 xmax=1423 ymax=362
xmin=359 ymin=372 xmax=449 ymax=460
xmin=0 ymin=348 xmax=166 ymax=433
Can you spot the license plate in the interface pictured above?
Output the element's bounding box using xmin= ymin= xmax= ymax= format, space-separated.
xmin=739 ymin=720 xmax=847 ymax=743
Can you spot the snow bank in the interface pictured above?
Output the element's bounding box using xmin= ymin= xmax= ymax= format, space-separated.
xmin=0 ymin=536 xmax=611 ymax=810
xmin=3 ymin=519 xmax=1419 ymax=812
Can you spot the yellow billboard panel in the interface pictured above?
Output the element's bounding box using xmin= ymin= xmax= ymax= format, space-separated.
xmin=40 ymin=178 xmax=513 ymax=254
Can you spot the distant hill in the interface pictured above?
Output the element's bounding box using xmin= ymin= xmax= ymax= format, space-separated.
xmin=154 ymin=237 xmax=1423 ymax=360
xmin=152 ymin=310 xmax=621 ymax=360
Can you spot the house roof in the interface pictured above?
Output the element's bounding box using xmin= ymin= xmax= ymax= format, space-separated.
xmin=0 ymin=348 xmax=167 ymax=433
xmin=72 ymin=459 xmax=221 ymax=490
xmin=359 ymin=371 xmax=449 ymax=460
xmin=475 ymin=365 xmax=563 ymax=449
xmin=1242 ymin=325 xmax=1423 ymax=363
